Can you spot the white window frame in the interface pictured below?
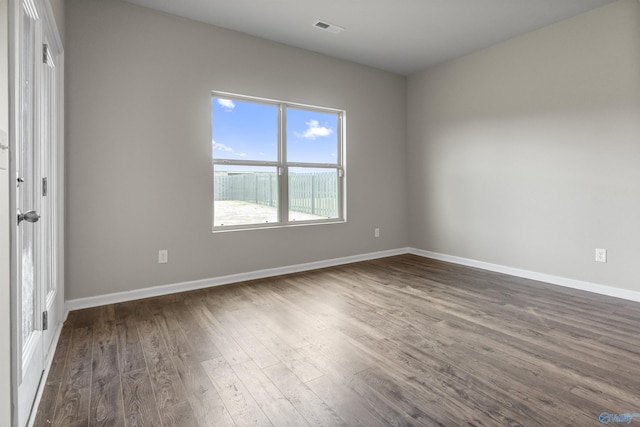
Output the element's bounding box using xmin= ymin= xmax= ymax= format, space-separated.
xmin=212 ymin=91 xmax=346 ymax=231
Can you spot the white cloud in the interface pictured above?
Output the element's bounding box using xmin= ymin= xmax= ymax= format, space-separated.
xmin=212 ymin=140 xmax=234 ymax=152
xmin=213 ymin=140 xmax=248 ymax=158
xmin=217 ymin=98 xmax=236 ymax=112
xmin=299 ymin=120 xmax=333 ymax=140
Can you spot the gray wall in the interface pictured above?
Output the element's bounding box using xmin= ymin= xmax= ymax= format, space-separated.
xmin=65 ymin=0 xmax=408 ymax=300
xmin=407 ymin=0 xmax=640 ymax=291
xmin=67 ymin=0 xmax=640 ymax=302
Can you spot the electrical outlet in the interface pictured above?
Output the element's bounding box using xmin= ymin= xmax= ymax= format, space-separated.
xmin=374 ymin=228 xmax=380 ymax=238
xmin=158 ymin=250 xmax=168 ymax=264
xmin=595 ymin=248 xmax=607 ymax=263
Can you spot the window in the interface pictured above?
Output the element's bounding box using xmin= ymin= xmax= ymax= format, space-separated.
xmin=212 ymin=93 xmax=345 ymax=230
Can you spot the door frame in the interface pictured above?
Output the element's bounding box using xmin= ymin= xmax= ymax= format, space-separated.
xmin=1 ymin=0 xmax=14 ymax=426
xmin=36 ymin=0 xmax=64 ymax=376
xmin=8 ymin=0 xmax=64 ymax=425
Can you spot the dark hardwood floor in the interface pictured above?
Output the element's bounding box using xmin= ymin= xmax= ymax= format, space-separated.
xmin=34 ymin=254 xmax=640 ymax=426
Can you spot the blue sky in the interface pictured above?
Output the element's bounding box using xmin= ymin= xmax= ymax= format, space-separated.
xmin=212 ymin=97 xmax=338 ymax=164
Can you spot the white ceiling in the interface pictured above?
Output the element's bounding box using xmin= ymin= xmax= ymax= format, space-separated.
xmin=121 ymin=0 xmax=616 ymax=75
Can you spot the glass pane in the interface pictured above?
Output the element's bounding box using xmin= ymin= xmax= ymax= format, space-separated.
xmin=20 ymin=8 xmax=36 ymax=350
xmin=20 ymin=226 xmax=35 ymax=350
xmin=214 ymin=165 xmax=279 ymax=227
xmin=43 ymin=47 xmax=55 ymax=297
xmin=286 ymin=108 xmax=339 ymax=164
xmin=288 ymin=167 xmax=339 ymax=221
xmin=212 ymin=97 xmax=278 ymax=161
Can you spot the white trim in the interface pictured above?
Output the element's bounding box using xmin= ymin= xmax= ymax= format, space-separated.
xmin=39 ymin=0 xmax=62 ymax=55
xmin=65 ymin=248 xmax=409 ymax=311
xmin=25 ymin=319 xmax=63 ymax=427
xmin=212 ymin=91 xmax=346 ymax=232
xmin=408 ymin=248 xmax=640 ymax=303
xmin=66 ymin=246 xmax=640 ymax=313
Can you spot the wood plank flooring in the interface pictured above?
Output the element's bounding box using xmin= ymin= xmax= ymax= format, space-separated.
xmin=33 ymin=254 xmax=640 ymax=426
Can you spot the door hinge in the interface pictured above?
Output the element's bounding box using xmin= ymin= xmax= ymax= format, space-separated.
xmin=42 ymin=311 xmax=48 ymax=331
xmin=43 ymin=44 xmax=55 ymax=67
xmin=42 ymin=177 xmax=48 ymax=196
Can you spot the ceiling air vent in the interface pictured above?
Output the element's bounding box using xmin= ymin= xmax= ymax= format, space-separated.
xmin=313 ymin=20 xmax=345 ymax=34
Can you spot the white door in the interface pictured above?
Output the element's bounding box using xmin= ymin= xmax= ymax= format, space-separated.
xmin=13 ymin=0 xmax=63 ymax=425
xmin=15 ymin=2 xmax=44 ymax=424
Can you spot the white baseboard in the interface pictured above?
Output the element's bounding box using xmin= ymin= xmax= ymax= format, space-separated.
xmin=65 ymin=248 xmax=409 ymax=311
xmin=408 ymin=248 xmax=640 ymax=303
xmin=66 ymin=246 xmax=640 ymax=313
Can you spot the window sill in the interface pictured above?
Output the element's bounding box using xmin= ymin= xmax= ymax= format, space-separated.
xmin=212 ymin=218 xmax=346 ymax=233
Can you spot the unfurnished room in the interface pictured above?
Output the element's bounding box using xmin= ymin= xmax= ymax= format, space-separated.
xmin=1 ymin=0 xmax=640 ymax=426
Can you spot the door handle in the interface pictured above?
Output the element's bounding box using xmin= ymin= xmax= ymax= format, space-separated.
xmin=17 ymin=209 xmax=40 ymax=225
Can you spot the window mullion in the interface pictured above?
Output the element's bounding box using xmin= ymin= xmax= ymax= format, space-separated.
xmin=279 ymin=104 xmax=288 ymax=224
xmin=212 ymin=159 xmax=280 ymax=167
xmin=338 ymin=112 xmax=345 ymax=220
